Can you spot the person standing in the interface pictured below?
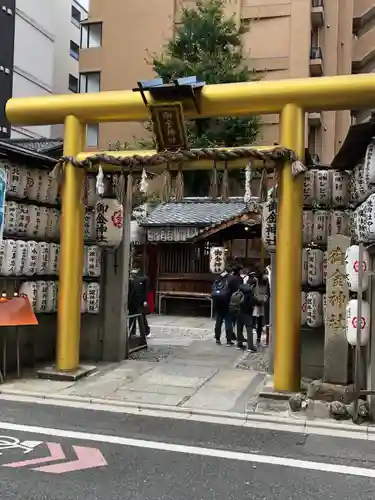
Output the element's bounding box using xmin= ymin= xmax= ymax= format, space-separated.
xmin=128 ymin=266 xmax=151 ymax=339
xmin=253 ymin=271 xmax=269 ymax=349
xmin=211 ymin=268 xmax=235 ymax=346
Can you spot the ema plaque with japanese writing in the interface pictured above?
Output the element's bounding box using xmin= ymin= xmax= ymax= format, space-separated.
xmin=323 ymin=234 xmax=350 ymax=384
xmin=149 ymin=103 xmax=188 ymax=152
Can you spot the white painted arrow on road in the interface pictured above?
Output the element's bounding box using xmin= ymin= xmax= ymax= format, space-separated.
xmin=2 ymin=442 xmax=107 ymax=474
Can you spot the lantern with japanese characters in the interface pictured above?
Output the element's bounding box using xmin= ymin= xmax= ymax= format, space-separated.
xmin=1 ymin=239 xmax=16 ymax=275
xmin=365 ymin=142 xmax=375 ymax=185
xmin=87 ymin=282 xmax=100 ymax=313
xmin=209 ymin=246 xmax=226 ymax=274
xmin=346 ymin=299 xmax=370 ymax=346
xmin=95 ymin=198 xmax=123 ymax=248
xmin=86 ymin=245 xmax=101 ymax=277
xmin=315 ymin=170 xmax=332 ymax=205
xmin=19 ymin=281 xmax=37 ymax=311
xmin=329 ymin=211 xmax=349 ymax=237
xmin=322 ymin=251 xmax=328 ymax=283
xmin=307 ymin=248 xmax=324 ymax=286
xmin=81 ymin=282 xmax=88 ymax=314
xmin=302 ymin=211 xmax=314 ymax=245
xmin=322 ymin=293 xmax=327 ymax=323
xmin=301 ymin=249 xmax=308 ymax=285
xmin=15 ymin=240 xmax=27 ymax=276
xmin=345 ymin=245 xmax=370 ymax=292
xmin=303 ymin=170 xmax=316 ymax=206
xmin=301 ymin=291 xmax=307 ymax=326
xmin=358 ymin=193 xmax=375 ymax=242
xmin=36 ymin=281 xmax=48 ymax=313
xmin=5 ymin=201 xmax=18 ymax=235
xmin=27 ymin=169 xmax=43 ymax=201
xmin=36 ymin=242 xmax=49 ymax=275
xmin=306 ymin=291 xmax=323 ymax=328
xmin=261 ymin=200 xmax=277 ymax=250
xmin=312 ymin=210 xmax=329 ymax=245
xmin=331 ymin=170 xmax=350 ymax=207
xmin=46 ymin=281 xmax=58 ymax=313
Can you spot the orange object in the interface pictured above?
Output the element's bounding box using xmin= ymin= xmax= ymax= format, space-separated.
xmin=0 ymin=296 xmax=38 ymax=327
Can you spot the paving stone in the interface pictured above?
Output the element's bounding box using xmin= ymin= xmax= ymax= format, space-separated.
xmin=108 ymin=389 xmax=187 ymax=406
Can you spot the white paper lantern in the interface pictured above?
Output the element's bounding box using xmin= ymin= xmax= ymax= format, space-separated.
xmin=15 ymin=240 xmax=28 ymax=276
xmin=19 ymin=281 xmax=37 ymax=311
xmin=95 ymin=198 xmax=123 ymax=247
xmin=301 ymin=248 xmax=308 ymax=285
xmin=36 ymin=281 xmax=48 ymax=313
xmin=302 ymin=210 xmax=314 ymax=245
xmin=38 ymin=170 xmax=52 ymax=203
xmin=82 ymin=246 xmax=89 ymax=276
xmin=36 ymin=242 xmax=49 ymax=275
xmin=261 ymin=200 xmax=277 ymax=250
xmin=303 ymin=170 xmax=316 ymax=206
xmin=307 ymin=248 xmax=324 ymax=286
xmin=301 ymin=291 xmax=307 ymax=326
xmin=315 ymin=170 xmax=332 ymax=205
xmin=329 ymin=210 xmax=349 ymax=237
xmin=331 ymin=170 xmax=350 ymax=207
xmin=130 ymin=220 xmax=145 ymax=245
xmin=45 ymin=281 xmax=58 ymax=313
xmin=1 ymin=239 xmax=16 ymax=275
xmin=36 ymin=207 xmax=49 ymax=239
xmin=349 ymin=209 xmax=359 ymax=242
xmin=16 ymin=204 xmax=30 ymax=237
xmin=346 ymin=299 xmax=370 ymax=346
xmin=349 ymin=169 xmax=359 ymax=205
xmin=306 ymin=291 xmax=323 ymax=328
xmin=47 ymin=175 xmax=59 ymax=205
xmin=24 ymin=241 xmax=38 ymax=276
xmin=312 ymin=210 xmax=329 ymax=245
xmin=45 ymin=208 xmax=60 ymax=240
xmin=84 ymin=210 xmax=96 ymax=241
xmin=5 ymin=201 xmax=18 ymax=235
xmin=7 ymin=164 xmax=28 ymax=199
xmin=81 ymin=282 xmax=88 ymax=313
xmin=0 ymin=242 xmax=4 ymax=270
xmin=46 ymin=243 xmax=60 ymax=275
xmin=322 ymin=251 xmax=328 ymax=283
xmin=87 ymin=282 xmax=100 ymax=313
xmin=26 ymin=205 xmax=41 ymax=238
xmin=357 ymin=193 xmax=375 ymax=242
xmin=345 ymin=245 xmax=370 ymax=292
xmin=209 ymin=246 xmax=226 ymax=274
xmin=27 ymin=169 xmax=43 ymax=201
xmin=87 ymin=245 xmax=101 ymax=277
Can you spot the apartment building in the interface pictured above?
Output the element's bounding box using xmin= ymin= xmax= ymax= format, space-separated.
xmin=0 ymin=0 xmax=89 ymax=140
xmin=77 ymin=1 xmax=375 ymax=163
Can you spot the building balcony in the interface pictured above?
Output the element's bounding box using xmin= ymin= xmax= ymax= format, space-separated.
xmin=310 ymin=46 xmax=323 ymax=76
xmin=311 ymin=0 xmax=324 ymax=28
xmin=308 ymin=112 xmax=322 ymax=128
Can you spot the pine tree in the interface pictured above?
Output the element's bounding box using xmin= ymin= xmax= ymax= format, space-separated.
xmin=147 ymin=0 xmax=261 ymax=195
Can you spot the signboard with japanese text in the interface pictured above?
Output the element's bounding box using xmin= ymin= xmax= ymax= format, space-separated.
xmin=0 ymin=167 xmax=6 ymax=246
xmin=149 ymin=103 xmax=188 ymax=151
xmin=323 ymin=234 xmax=350 ymax=384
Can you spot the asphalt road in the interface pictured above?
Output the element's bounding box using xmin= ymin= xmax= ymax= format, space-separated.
xmin=0 ymin=399 xmax=374 ymax=499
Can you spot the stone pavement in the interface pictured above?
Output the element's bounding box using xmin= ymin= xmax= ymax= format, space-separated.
xmin=0 ymin=315 xmax=268 ymax=414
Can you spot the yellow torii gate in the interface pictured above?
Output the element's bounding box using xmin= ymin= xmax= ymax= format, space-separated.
xmin=6 ymin=74 xmax=375 ymax=392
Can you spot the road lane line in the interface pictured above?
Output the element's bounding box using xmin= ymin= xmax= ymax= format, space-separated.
xmin=0 ymin=421 xmax=373 ymax=478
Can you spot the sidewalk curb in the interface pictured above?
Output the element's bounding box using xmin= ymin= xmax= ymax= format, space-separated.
xmin=0 ymin=389 xmax=370 ymax=440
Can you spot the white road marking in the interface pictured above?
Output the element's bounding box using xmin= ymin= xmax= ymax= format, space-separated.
xmin=0 ymin=421 xmax=373 ymax=478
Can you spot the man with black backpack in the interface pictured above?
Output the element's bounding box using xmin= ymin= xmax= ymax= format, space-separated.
xmin=211 ymin=268 xmax=236 ymax=345
xmin=230 ymin=270 xmax=260 ymax=351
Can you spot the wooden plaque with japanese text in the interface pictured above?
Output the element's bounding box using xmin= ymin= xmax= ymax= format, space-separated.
xmin=323 ymin=234 xmax=350 ymax=384
xmin=149 ymin=103 xmax=188 ymax=151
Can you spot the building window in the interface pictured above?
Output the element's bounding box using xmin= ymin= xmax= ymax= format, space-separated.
xmin=86 ymin=124 xmax=99 ymax=147
xmin=71 ymin=5 xmax=81 ymax=27
xmin=81 ymin=22 xmax=102 ymax=49
xmin=80 ymin=72 xmax=100 ymax=93
xmin=69 ymin=74 xmax=79 ymax=93
xmin=70 ymin=40 xmax=80 ymax=60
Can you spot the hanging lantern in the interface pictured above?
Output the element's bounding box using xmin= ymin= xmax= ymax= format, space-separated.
xmin=302 ymin=210 xmax=314 ymax=245
xmin=315 ymin=170 xmax=332 ymax=205
xmin=307 ymin=248 xmax=324 ymax=286
xmin=5 ymin=201 xmax=18 ymax=235
xmin=358 ymin=193 xmax=375 ymax=242
xmin=303 ymin=170 xmax=316 ymax=206
xmin=306 ymin=291 xmax=323 ymax=328
xmin=301 ymin=291 xmax=307 ymax=326
xmin=301 ymin=248 xmax=308 ymax=285
xmin=81 ymin=282 xmax=88 ymax=314
xmin=86 ymin=245 xmax=101 ymax=277
xmin=36 ymin=242 xmax=49 ymax=275
xmin=17 ymin=204 xmax=30 ymax=237
xmin=84 ymin=210 xmax=96 ymax=241
xmin=46 ymin=281 xmax=58 ymax=313
xmin=95 ymin=198 xmax=123 ymax=247
xmin=209 ymin=246 xmax=226 ymax=274
xmin=322 ymin=250 xmax=328 ymax=283
xmin=312 ymin=210 xmax=329 ymax=245
xmin=345 ymin=245 xmax=370 ymax=292
xmin=87 ymin=282 xmax=100 ymax=314
xmin=130 ymin=220 xmax=145 ymax=245
xmin=1 ymin=239 xmax=16 ymax=276
xmin=322 ymin=293 xmax=327 ymax=324
xmin=331 ymin=170 xmax=350 ymax=207
xmin=19 ymin=281 xmax=37 ymax=311
xmin=36 ymin=281 xmax=48 ymax=313
xmin=329 ymin=210 xmax=349 ymax=237
xmin=15 ymin=240 xmax=28 ymax=276
xmin=261 ymin=200 xmax=277 ymax=250
xmin=24 ymin=241 xmax=38 ymax=276
xmin=365 ymin=142 xmax=375 ymax=185
xmin=346 ymin=299 xmax=370 ymax=346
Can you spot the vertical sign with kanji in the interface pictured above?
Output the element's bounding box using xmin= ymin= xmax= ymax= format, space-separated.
xmin=0 ymin=167 xmax=6 ymax=246
xmin=323 ymin=234 xmax=350 ymax=384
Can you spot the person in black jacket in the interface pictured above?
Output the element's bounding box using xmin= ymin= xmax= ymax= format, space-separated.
xmin=236 ymin=272 xmax=261 ymax=351
xmin=128 ymin=267 xmax=150 ymax=338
